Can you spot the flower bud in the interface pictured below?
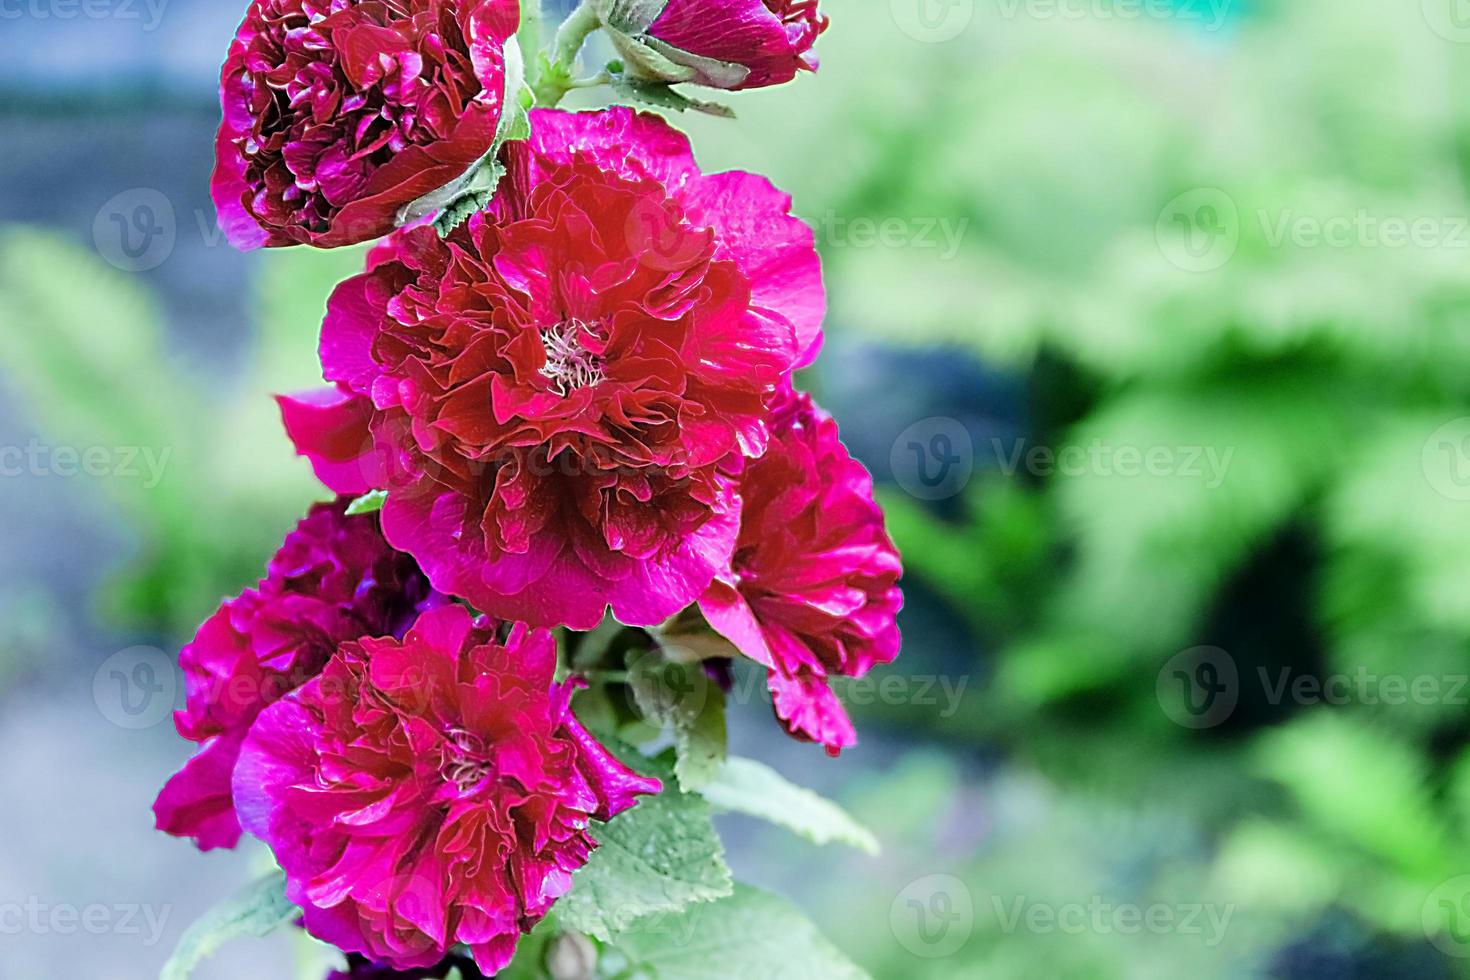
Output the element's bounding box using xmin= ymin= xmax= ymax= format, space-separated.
xmin=595 ymin=0 xmax=828 ymax=91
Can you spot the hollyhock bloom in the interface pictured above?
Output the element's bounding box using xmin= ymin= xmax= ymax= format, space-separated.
xmin=699 ymin=388 xmax=902 ymax=755
xmin=234 ymin=604 xmax=661 ymax=973
xmin=285 ymin=106 xmax=824 ymax=629
xmin=153 ymin=499 xmax=439 ymax=850
xmin=212 ymin=0 xmax=519 ymax=250
xmin=599 ymin=0 xmax=828 ymax=91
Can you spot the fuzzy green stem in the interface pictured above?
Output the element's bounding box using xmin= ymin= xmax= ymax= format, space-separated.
xmin=550 ymin=1 xmax=601 ymax=69
xmin=517 ymin=0 xmax=543 ymax=62
xmin=568 ymin=69 xmax=614 ymax=90
xmin=532 ymin=0 xmax=603 ymax=106
xmin=582 ymin=669 xmax=632 ymax=685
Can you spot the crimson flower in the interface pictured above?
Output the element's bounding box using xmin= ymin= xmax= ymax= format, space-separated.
xmin=212 ymin=0 xmax=520 ymax=249
xmin=699 ymin=388 xmax=902 ymax=755
xmin=153 ymin=498 xmax=439 ymax=850
xmin=281 ymin=106 xmax=824 ymax=629
xmin=234 ymin=604 xmax=661 ymax=972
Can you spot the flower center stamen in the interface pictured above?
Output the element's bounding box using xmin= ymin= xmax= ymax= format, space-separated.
xmin=441 ymin=727 xmax=493 ymax=793
xmin=539 ymin=319 xmax=605 ymax=396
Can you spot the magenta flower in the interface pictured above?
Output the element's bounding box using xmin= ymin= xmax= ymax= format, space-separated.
xmin=602 ymin=0 xmax=828 ymax=91
xmin=699 ymin=388 xmax=902 ymax=755
xmin=234 ymin=604 xmax=661 ymax=973
xmin=212 ymin=0 xmax=520 ymax=250
xmin=283 ymin=107 xmax=824 ymax=629
xmin=153 ymin=499 xmax=439 ymax=850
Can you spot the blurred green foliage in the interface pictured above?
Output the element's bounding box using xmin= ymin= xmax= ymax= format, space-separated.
xmin=591 ymin=0 xmax=1470 ymax=975
xmin=0 ymin=229 xmax=360 ymax=635
xmin=690 ymin=1 xmax=1470 ymax=976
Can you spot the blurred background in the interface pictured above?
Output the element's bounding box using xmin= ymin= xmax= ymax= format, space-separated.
xmin=6 ymin=0 xmax=1470 ymax=976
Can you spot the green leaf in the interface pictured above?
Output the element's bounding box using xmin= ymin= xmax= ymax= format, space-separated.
xmin=431 ymin=155 xmax=508 ymax=237
xmin=610 ymin=883 xmax=868 ymax=980
xmin=554 ymin=787 xmax=732 ymax=941
xmin=627 ymin=655 xmax=727 ymax=791
xmin=344 ymin=490 xmax=388 ymax=516
xmin=672 ymin=685 xmax=725 ymax=790
xmin=698 ymin=756 xmax=880 ymax=855
xmin=161 ymin=871 xmax=299 ymax=980
xmin=610 ymin=77 xmax=735 ymax=118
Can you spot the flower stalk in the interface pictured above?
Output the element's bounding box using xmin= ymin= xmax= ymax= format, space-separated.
xmin=531 ymin=0 xmax=604 ymax=106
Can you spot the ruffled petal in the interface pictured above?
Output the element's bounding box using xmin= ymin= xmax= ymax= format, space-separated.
xmin=153 ymin=730 xmax=247 ymax=851
xmin=233 ymin=605 xmax=658 ymax=971
xmin=277 ymin=387 xmax=377 ymax=495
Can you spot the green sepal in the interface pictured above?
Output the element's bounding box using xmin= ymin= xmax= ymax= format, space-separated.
xmin=344 ymin=489 xmax=387 ymax=516
xmin=610 ymin=76 xmax=736 ymax=118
